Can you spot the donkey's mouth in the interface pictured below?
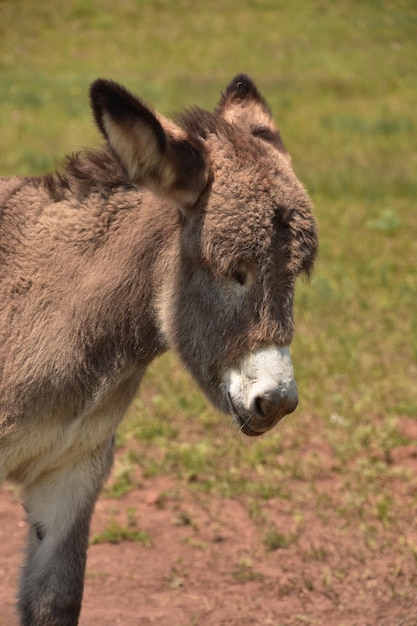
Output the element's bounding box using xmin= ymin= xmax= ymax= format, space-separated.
xmin=227 ymin=393 xmax=280 ymax=437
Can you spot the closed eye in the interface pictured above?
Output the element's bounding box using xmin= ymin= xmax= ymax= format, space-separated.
xmin=233 ymin=269 xmax=247 ymax=286
xmin=231 ymin=263 xmax=253 ymax=290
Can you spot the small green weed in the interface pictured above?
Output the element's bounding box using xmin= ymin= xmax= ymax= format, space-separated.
xmin=165 ymin=564 xmax=187 ymax=590
xmin=175 ymin=511 xmax=198 ymax=529
xmin=103 ymin=454 xmax=139 ymax=498
xmin=264 ymin=529 xmax=294 ymax=552
xmin=232 ymin=558 xmax=264 ymax=583
xmin=85 ymin=570 xmax=109 ymax=580
xmin=375 ymin=495 xmax=393 ymax=528
xmin=91 ymin=517 xmax=150 ymax=546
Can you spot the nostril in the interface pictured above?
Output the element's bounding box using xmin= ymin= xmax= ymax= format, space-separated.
xmin=250 ymin=387 xmax=299 ymax=420
xmin=254 ymin=395 xmax=267 ymax=418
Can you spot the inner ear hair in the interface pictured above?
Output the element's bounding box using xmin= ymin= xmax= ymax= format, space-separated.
xmin=251 ymin=126 xmax=288 ymax=154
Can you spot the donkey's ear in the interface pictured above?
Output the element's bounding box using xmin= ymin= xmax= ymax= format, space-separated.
xmin=90 ymin=80 xmax=209 ymax=206
xmin=216 ymin=74 xmax=289 ymax=156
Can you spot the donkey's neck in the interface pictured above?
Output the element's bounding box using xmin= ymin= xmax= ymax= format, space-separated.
xmin=62 ymin=183 xmax=180 ymax=371
xmin=37 ymin=150 xmax=181 ymax=376
xmin=1 ymin=149 xmax=181 ymax=395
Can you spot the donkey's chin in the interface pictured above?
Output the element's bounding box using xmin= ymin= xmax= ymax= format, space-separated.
xmin=239 ymin=421 xmax=279 ymax=437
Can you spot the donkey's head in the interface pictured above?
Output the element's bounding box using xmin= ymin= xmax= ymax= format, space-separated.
xmin=90 ymin=75 xmax=317 ymax=436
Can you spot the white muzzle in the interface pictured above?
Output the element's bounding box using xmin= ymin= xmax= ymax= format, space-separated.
xmin=223 ymin=346 xmax=298 ymax=436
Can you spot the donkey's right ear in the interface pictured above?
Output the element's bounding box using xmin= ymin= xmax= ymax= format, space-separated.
xmin=216 ymin=74 xmax=289 ymax=157
xmin=216 ymin=74 xmax=273 ymax=127
xmin=90 ymin=79 xmax=209 ymax=207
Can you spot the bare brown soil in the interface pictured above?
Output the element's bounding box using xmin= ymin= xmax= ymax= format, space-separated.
xmin=1 ymin=431 xmax=417 ymax=626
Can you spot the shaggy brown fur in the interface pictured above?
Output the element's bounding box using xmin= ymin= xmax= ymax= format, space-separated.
xmin=0 ymin=74 xmax=317 ymax=625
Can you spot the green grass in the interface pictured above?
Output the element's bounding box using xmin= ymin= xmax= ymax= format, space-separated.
xmin=1 ymin=0 xmax=416 ymax=559
xmin=232 ymin=558 xmax=264 ymax=583
xmin=91 ymin=510 xmax=150 ymax=546
xmin=264 ymin=529 xmax=295 ymax=551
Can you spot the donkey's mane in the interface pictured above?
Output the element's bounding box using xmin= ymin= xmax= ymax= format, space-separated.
xmin=41 ymin=107 xmax=226 ymax=203
xmin=175 ymin=107 xmax=226 ymax=140
xmin=177 ymin=106 xmax=286 ymax=156
xmin=41 ymin=146 xmax=133 ymax=202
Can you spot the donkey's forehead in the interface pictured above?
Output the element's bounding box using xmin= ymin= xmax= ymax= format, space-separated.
xmin=200 ymin=179 xmax=285 ymax=269
xmin=204 ymin=140 xmax=304 ymax=223
xmin=198 ymin=136 xmax=316 ymax=272
xmin=206 ymin=124 xmax=299 ymax=201
xmin=200 ymin=203 xmax=275 ymax=272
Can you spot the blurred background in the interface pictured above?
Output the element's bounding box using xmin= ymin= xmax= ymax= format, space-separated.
xmin=0 ymin=1 xmax=416 ymax=623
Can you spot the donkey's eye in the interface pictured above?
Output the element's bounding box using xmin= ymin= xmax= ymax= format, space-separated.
xmin=232 ymin=269 xmax=247 ymax=286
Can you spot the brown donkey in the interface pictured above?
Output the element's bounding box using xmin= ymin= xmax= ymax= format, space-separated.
xmin=0 ymin=75 xmax=317 ymax=625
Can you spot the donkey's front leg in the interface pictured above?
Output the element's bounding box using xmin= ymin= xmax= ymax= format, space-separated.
xmin=18 ymin=438 xmax=114 ymax=626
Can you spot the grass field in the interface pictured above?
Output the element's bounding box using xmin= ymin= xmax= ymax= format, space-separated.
xmin=1 ymin=1 xmax=416 ymax=623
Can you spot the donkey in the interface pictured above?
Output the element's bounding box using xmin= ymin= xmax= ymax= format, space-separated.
xmin=0 ymin=74 xmax=317 ymax=625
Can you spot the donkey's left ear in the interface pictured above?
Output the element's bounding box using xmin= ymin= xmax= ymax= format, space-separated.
xmin=216 ymin=74 xmax=289 ymax=156
xmin=90 ymin=79 xmax=210 ymax=207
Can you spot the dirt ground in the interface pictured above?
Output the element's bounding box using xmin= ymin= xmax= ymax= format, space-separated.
xmin=1 ymin=438 xmax=417 ymax=626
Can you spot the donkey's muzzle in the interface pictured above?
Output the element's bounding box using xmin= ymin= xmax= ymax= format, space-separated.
xmin=224 ymin=346 xmax=298 ymax=436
